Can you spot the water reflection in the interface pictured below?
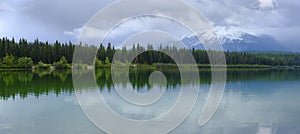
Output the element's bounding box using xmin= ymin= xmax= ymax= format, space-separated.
xmin=0 ymin=69 xmax=300 ymax=134
xmin=1 ymin=69 xmax=300 ymax=100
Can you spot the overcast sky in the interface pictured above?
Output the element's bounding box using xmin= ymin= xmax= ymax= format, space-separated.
xmin=0 ymin=0 xmax=299 ymax=50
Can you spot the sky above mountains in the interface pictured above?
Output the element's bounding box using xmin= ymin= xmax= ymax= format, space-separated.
xmin=0 ymin=0 xmax=299 ymax=50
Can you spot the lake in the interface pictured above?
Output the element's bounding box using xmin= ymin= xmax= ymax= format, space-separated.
xmin=0 ymin=69 xmax=300 ymax=134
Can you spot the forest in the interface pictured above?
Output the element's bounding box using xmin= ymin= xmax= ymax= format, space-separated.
xmin=1 ymin=37 xmax=300 ymax=69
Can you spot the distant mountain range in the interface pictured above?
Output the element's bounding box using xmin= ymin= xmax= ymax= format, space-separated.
xmin=179 ymin=27 xmax=286 ymax=52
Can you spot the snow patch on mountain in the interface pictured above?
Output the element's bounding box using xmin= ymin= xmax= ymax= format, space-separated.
xmin=179 ymin=26 xmax=285 ymax=51
xmin=214 ymin=26 xmax=261 ymax=44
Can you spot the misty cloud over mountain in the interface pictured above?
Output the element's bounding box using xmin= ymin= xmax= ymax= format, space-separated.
xmin=0 ymin=0 xmax=299 ymax=51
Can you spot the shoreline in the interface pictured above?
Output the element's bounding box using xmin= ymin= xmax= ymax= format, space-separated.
xmin=0 ymin=64 xmax=299 ymax=71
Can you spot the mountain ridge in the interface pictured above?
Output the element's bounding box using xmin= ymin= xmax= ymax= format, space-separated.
xmin=179 ymin=28 xmax=286 ymax=52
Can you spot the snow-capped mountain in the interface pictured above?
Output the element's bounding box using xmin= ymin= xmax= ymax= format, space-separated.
xmin=180 ymin=27 xmax=285 ymax=52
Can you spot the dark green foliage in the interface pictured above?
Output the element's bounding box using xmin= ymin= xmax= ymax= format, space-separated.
xmin=2 ymin=54 xmax=15 ymax=66
xmin=95 ymin=59 xmax=105 ymax=68
xmin=53 ymin=56 xmax=71 ymax=69
xmin=0 ymin=37 xmax=74 ymax=64
xmin=97 ymin=43 xmax=106 ymax=62
xmin=105 ymin=57 xmax=111 ymax=65
xmin=36 ymin=61 xmax=51 ymax=70
xmin=106 ymin=43 xmax=114 ymax=63
xmin=17 ymin=57 xmax=33 ymax=68
xmin=1 ymin=37 xmax=300 ymax=67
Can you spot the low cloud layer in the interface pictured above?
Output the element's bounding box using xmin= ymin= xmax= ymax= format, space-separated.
xmin=0 ymin=0 xmax=299 ymax=50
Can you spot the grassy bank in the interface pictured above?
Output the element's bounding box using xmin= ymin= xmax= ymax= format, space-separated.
xmin=2 ymin=63 xmax=299 ymax=70
xmin=102 ymin=63 xmax=299 ymax=69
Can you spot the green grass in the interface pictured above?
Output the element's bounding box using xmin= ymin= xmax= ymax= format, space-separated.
xmin=1 ymin=63 xmax=299 ymax=70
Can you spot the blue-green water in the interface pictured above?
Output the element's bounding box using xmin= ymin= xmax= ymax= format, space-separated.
xmin=0 ymin=69 xmax=300 ymax=134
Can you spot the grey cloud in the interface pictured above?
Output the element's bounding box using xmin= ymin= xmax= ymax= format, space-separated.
xmin=184 ymin=0 xmax=300 ymax=49
xmin=21 ymin=0 xmax=114 ymax=30
xmin=248 ymin=0 xmax=279 ymax=10
xmin=0 ymin=0 xmax=299 ymax=49
xmin=188 ymin=0 xmax=297 ymax=28
xmin=0 ymin=2 xmax=14 ymax=13
xmin=77 ymin=0 xmax=214 ymax=46
xmin=0 ymin=0 xmax=115 ymax=42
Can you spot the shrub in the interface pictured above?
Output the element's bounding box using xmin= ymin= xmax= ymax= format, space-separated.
xmin=53 ymin=56 xmax=71 ymax=69
xmin=105 ymin=57 xmax=110 ymax=65
xmin=37 ymin=61 xmax=51 ymax=69
xmin=73 ymin=63 xmax=88 ymax=69
xmin=17 ymin=57 xmax=33 ymax=68
xmin=2 ymin=54 xmax=15 ymax=66
xmin=95 ymin=59 xmax=104 ymax=68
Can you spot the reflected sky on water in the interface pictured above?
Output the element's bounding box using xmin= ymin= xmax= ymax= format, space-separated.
xmin=0 ymin=69 xmax=300 ymax=134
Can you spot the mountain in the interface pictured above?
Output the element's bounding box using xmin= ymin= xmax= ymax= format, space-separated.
xmin=179 ymin=28 xmax=286 ymax=52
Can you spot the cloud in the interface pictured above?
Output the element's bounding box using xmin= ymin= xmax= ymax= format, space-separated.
xmin=257 ymin=0 xmax=278 ymax=9
xmin=264 ymin=26 xmax=300 ymax=50
xmin=64 ymin=28 xmax=83 ymax=39
xmin=76 ymin=0 xmax=213 ymax=46
xmin=104 ymin=16 xmax=190 ymax=45
xmin=0 ymin=0 xmax=299 ymax=50
xmin=75 ymin=15 xmax=191 ymax=46
xmin=0 ymin=3 xmax=14 ymax=13
xmin=222 ymin=15 xmax=242 ymax=26
xmin=0 ymin=0 xmax=115 ymax=43
xmin=186 ymin=0 xmax=300 ymax=49
xmin=247 ymin=0 xmax=279 ymax=10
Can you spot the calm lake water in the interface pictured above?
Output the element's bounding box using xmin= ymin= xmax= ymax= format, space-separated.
xmin=0 ymin=69 xmax=300 ymax=134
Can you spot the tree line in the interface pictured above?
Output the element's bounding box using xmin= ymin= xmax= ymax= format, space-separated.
xmin=1 ymin=37 xmax=300 ymax=67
